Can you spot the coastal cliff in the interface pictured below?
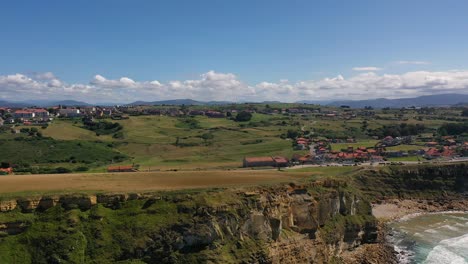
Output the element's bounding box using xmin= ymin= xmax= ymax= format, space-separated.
xmin=0 ymin=163 xmax=465 ymax=263
xmin=0 ymin=181 xmax=379 ymax=263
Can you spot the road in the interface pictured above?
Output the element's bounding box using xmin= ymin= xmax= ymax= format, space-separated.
xmin=285 ymin=157 xmax=468 ymax=170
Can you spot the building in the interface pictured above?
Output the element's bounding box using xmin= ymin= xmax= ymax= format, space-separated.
xmin=0 ymin=167 xmax=13 ymax=175
xmin=205 ymin=111 xmax=225 ymax=118
xmin=107 ymin=165 xmax=137 ymax=172
xmin=273 ymin=156 xmax=289 ymax=167
xmin=32 ymin=109 xmax=49 ymax=119
xmin=13 ymin=110 xmax=35 ymax=119
xmin=59 ymin=108 xmax=81 ymax=117
xmin=243 ymin=157 xmax=275 ymax=167
xmin=242 ymin=156 xmax=289 ymax=168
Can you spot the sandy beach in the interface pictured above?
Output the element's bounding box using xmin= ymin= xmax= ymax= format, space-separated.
xmin=372 ymin=198 xmax=468 ymax=221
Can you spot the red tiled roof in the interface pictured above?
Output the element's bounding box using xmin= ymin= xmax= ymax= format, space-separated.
xmin=273 ymin=156 xmax=289 ymax=163
xmin=107 ymin=165 xmax=134 ymax=171
xmin=0 ymin=168 xmax=13 ymax=174
xmin=426 ymin=148 xmax=441 ymax=156
xmin=14 ymin=110 xmax=33 ymax=114
xmin=244 ymin=157 xmax=274 ymax=163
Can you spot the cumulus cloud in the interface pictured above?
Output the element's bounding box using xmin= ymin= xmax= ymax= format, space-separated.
xmin=352 ymin=67 xmax=382 ymax=71
xmin=396 ymin=60 xmax=430 ymax=65
xmin=0 ymin=70 xmax=468 ymax=103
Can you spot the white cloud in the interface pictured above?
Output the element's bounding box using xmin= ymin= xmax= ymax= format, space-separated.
xmin=396 ymin=60 xmax=430 ymax=65
xmin=352 ymin=67 xmax=382 ymax=71
xmin=0 ymin=70 xmax=468 ymax=103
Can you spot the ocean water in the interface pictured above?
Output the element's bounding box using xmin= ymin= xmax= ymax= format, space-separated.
xmin=389 ymin=212 xmax=468 ymax=264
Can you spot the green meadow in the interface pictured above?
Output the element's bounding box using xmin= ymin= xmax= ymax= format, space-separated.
xmin=1 ymin=106 xmax=465 ymax=172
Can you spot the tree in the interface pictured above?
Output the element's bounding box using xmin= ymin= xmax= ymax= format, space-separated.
xmin=286 ymin=129 xmax=300 ymax=139
xmin=235 ymin=111 xmax=252 ymax=122
xmin=462 ymin=108 xmax=468 ymax=117
xmin=200 ymin=133 xmax=214 ymax=145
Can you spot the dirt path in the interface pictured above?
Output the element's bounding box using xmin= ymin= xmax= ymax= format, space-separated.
xmin=0 ymin=170 xmax=312 ymax=195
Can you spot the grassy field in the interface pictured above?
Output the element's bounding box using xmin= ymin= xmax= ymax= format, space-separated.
xmin=0 ymin=138 xmax=125 ymax=169
xmin=386 ymin=156 xmax=421 ymax=162
xmin=41 ymin=120 xmax=113 ymax=141
xmin=330 ymin=140 xmax=378 ymax=151
xmin=102 ymin=115 xmax=306 ymax=169
xmin=2 ymin=106 xmax=464 ymax=172
xmin=0 ymin=170 xmax=316 ymax=197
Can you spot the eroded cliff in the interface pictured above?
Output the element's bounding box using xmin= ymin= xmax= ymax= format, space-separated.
xmin=0 ymin=181 xmax=377 ymax=263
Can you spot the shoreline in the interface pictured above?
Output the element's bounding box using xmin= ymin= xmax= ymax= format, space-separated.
xmin=342 ymin=197 xmax=468 ymax=264
xmin=372 ymin=197 xmax=468 ymax=222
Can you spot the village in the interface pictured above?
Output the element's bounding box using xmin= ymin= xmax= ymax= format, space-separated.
xmin=242 ymin=135 xmax=468 ymax=169
xmin=0 ymin=103 xmax=467 ymax=175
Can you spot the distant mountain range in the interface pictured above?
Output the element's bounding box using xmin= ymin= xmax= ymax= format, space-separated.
xmin=326 ymin=94 xmax=468 ymax=108
xmin=1 ymin=93 xmax=467 ymax=108
xmin=0 ymin=100 xmax=91 ymax=107
xmin=127 ymin=99 xmax=234 ymax=106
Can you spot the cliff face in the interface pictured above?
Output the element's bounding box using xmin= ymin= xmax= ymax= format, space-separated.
xmin=0 ymin=181 xmax=377 ymax=263
xmin=355 ymin=163 xmax=468 ymax=199
xmin=1 ymin=163 xmax=464 ymax=263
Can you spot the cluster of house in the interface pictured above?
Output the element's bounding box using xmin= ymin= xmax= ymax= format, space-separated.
xmin=118 ymin=106 xmax=238 ymax=118
xmin=294 ymin=137 xmax=356 ymax=150
xmin=0 ymin=106 xmax=117 ymax=125
xmin=298 ymin=145 xmax=385 ymax=164
xmin=116 ymin=105 xmax=359 ymax=119
xmin=187 ymin=110 xmax=226 ymax=118
xmin=117 ymin=106 xmax=184 ymax=117
xmin=422 ymin=136 xmax=468 ymax=159
xmin=245 ymin=135 xmax=468 ymax=168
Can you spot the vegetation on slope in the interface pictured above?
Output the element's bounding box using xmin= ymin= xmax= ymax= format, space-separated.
xmin=0 ymin=137 xmax=127 ymax=172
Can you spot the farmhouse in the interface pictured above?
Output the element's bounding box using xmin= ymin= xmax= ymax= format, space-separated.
xmin=273 ymin=156 xmax=289 ymax=167
xmin=243 ymin=157 xmax=274 ymax=167
xmin=107 ymin=165 xmax=137 ymax=172
xmin=243 ymin=156 xmax=289 ymax=168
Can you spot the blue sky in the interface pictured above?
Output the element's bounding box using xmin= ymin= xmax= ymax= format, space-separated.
xmin=1 ymin=0 xmax=468 ymax=103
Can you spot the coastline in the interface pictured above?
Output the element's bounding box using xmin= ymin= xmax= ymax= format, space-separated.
xmin=342 ymin=197 xmax=468 ymax=264
xmin=372 ymin=198 xmax=468 ymax=222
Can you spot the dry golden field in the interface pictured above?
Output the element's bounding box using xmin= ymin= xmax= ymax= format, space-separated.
xmin=0 ymin=170 xmax=314 ymax=195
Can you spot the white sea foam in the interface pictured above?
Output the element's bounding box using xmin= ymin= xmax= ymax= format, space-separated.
xmin=390 ymin=212 xmax=468 ymax=263
xmin=424 ymin=233 xmax=468 ymax=264
xmin=424 ymin=228 xmax=438 ymax=234
xmin=441 ymin=224 xmax=461 ymax=232
xmin=397 ymin=211 xmax=468 ymax=222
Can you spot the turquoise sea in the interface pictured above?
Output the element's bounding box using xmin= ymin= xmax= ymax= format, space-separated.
xmin=390 ymin=212 xmax=468 ymax=263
